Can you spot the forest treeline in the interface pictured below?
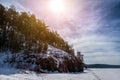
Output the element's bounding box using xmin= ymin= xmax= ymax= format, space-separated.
xmin=0 ymin=4 xmax=74 ymax=55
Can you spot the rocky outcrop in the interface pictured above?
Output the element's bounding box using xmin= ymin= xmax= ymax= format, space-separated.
xmin=5 ymin=46 xmax=84 ymax=73
xmin=6 ymin=52 xmax=84 ymax=73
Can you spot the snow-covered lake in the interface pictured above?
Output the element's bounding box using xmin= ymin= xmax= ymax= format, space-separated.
xmin=0 ymin=68 xmax=120 ymax=80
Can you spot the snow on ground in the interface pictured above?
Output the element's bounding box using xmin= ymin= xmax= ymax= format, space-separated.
xmin=0 ymin=50 xmax=120 ymax=80
xmin=90 ymin=68 xmax=120 ymax=80
xmin=0 ymin=68 xmax=120 ymax=80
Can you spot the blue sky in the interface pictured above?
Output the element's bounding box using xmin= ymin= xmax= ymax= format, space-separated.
xmin=0 ymin=0 xmax=120 ymax=65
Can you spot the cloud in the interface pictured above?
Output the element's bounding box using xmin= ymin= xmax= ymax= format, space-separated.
xmin=85 ymin=55 xmax=120 ymax=65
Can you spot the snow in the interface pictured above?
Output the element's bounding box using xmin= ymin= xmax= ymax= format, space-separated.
xmin=47 ymin=45 xmax=75 ymax=68
xmin=0 ymin=51 xmax=12 ymax=65
xmin=0 ymin=51 xmax=19 ymax=75
xmin=0 ymin=68 xmax=120 ymax=80
xmin=0 ymin=45 xmax=77 ymax=73
xmin=0 ymin=48 xmax=120 ymax=80
xmin=47 ymin=45 xmax=70 ymax=58
xmin=90 ymin=68 xmax=120 ymax=80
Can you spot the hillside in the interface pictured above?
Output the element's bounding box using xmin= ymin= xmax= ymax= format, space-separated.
xmin=0 ymin=45 xmax=84 ymax=73
xmin=0 ymin=4 xmax=74 ymax=55
xmin=0 ymin=4 xmax=84 ymax=72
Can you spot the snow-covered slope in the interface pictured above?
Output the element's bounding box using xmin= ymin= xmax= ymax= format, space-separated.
xmin=0 ymin=51 xmax=19 ymax=75
xmin=47 ymin=45 xmax=70 ymax=57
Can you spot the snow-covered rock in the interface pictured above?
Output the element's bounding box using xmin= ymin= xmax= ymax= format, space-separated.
xmin=0 ymin=46 xmax=84 ymax=73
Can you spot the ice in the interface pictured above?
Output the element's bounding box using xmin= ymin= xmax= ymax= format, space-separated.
xmin=90 ymin=68 xmax=120 ymax=80
xmin=0 ymin=68 xmax=120 ymax=80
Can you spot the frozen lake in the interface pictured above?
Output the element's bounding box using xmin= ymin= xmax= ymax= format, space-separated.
xmin=0 ymin=68 xmax=120 ymax=80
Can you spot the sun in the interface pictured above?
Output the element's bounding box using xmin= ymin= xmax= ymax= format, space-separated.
xmin=49 ymin=0 xmax=65 ymax=13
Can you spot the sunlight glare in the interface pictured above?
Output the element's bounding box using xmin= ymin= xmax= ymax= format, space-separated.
xmin=49 ymin=0 xmax=65 ymax=13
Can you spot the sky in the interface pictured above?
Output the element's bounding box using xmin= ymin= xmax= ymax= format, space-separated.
xmin=0 ymin=0 xmax=120 ymax=65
